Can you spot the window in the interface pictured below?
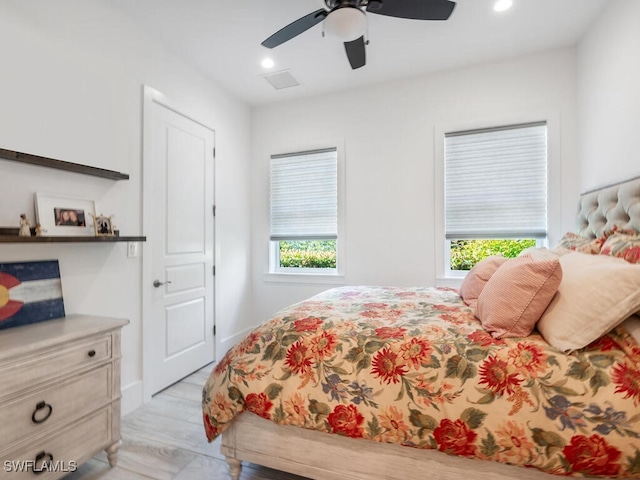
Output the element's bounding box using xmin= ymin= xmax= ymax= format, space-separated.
xmin=270 ymin=148 xmax=340 ymax=274
xmin=444 ymin=122 xmax=548 ymax=274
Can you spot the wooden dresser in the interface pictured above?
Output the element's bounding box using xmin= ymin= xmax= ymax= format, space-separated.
xmin=0 ymin=315 xmax=128 ymax=479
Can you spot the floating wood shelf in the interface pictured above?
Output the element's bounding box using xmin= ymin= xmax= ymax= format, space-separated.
xmin=0 ymin=147 xmax=129 ymax=180
xmin=0 ymin=227 xmax=145 ymax=243
xmin=0 ymin=235 xmax=146 ymax=243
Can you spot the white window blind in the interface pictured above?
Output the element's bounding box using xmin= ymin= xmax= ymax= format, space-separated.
xmin=445 ymin=122 xmax=548 ymax=240
xmin=270 ymin=148 xmax=338 ymax=241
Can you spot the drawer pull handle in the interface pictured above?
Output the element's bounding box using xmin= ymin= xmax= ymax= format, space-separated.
xmin=88 ymin=349 xmax=96 ymax=357
xmin=31 ymin=401 xmax=53 ymax=424
xmin=33 ymin=451 xmax=53 ymax=475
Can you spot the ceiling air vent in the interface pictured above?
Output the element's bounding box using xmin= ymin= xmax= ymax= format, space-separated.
xmin=262 ymin=70 xmax=300 ymax=90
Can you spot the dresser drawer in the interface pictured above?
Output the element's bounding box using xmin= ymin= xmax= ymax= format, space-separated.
xmin=1 ymin=407 xmax=112 ymax=480
xmin=0 ymin=364 xmax=112 ymax=451
xmin=0 ymin=334 xmax=111 ymax=398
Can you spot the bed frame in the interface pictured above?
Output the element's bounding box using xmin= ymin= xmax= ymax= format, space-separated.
xmin=220 ymin=175 xmax=640 ymax=480
xmin=221 ymin=413 xmax=552 ymax=480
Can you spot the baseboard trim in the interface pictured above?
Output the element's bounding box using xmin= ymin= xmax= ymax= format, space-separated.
xmin=218 ymin=327 xmax=252 ymax=362
xmin=121 ymin=380 xmax=144 ymax=416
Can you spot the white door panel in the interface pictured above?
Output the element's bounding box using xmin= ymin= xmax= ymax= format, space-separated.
xmin=145 ymin=98 xmax=215 ymax=395
xmin=166 ymin=125 xmax=207 ymax=255
xmin=165 ymin=298 xmax=206 ymax=357
xmin=166 ymin=263 xmax=206 ymax=294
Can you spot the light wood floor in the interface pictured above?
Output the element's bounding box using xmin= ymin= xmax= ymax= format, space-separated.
xmin=65 ymin=364 xmax=309 ymax=480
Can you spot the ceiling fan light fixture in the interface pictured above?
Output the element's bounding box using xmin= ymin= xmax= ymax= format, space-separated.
xmin=493 ymin=0 xmax=513 ymax=12
xmin=324 ymin=7 xmax=367 ymax=42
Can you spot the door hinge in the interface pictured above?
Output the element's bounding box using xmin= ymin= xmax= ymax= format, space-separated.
xmin=213 ymin=325 xmax=216 ymax=336
xmin=213 ymin=266 xmax=216 ymax=276
xmin=213 ymin=147 xmax=216 ymax=159
xmin=213 ymin=205 xmax=216 ymax=217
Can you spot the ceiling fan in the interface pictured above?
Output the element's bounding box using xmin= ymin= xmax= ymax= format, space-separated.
xmin=261 ymin=0 xmax=456 ymax=70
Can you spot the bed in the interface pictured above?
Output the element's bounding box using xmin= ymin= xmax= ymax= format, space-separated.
xmin=203 ymin=176 xmax=640 ymax=479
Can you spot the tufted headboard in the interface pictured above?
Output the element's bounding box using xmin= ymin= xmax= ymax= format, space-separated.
xmin=576 ymin=175 xmax=640 ymax=239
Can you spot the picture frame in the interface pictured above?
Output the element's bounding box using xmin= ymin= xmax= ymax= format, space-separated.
xmin=92 ymin=214 xmax=115 ymax=237
xmin=34 ymin=193 xmax=95 ymax=237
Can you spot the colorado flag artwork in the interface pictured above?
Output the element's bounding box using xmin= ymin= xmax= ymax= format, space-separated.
xmin=0 ymin=260 xmax=65 ymax=330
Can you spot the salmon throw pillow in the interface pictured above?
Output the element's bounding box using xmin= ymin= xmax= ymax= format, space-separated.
xmin=476 ymin=254 xmax=562 ymax=338
xmin=459 ymin=255 xmax=508 ymax=309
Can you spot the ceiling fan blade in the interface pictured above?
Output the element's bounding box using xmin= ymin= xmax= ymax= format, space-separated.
xmin=261 ymin=9 xmax=328 ymax=48
xmin=366 ymin=0 xmax=456 ymax=20
xmin=344 ymin=36 xmax=366 ymax=69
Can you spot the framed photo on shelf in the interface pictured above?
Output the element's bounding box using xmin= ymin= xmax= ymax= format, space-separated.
xmin=92 ymin=214 xmax=115 ymax=237
xmin=34 ymin=193 xmax=95 ymax=237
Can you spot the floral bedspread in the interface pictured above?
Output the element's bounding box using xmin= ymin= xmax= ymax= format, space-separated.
xmin=202 ymin=286 xmax=640 ymax=477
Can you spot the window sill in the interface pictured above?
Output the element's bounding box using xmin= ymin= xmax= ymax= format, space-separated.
xmin=263 ymin=272 xmax=346 ymax=285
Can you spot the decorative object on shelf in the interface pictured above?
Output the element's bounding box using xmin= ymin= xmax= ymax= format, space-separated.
xmin=34 ymin=193 xmax=95 ymax=237
xmin=18 ymin=214 xmax=31 ymax=237
xmin=91 ymin=213 xmax=115 ymax=237
xmin=34 ymin=223 xmax=45 ymax=236
xmin=0 ymin=260 xmax=65 ymax=330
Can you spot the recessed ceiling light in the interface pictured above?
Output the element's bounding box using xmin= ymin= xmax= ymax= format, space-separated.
xmin=494 ymin=0 xmax=513 ymax=12
xmin=261 ymin=58 xmax=275 ymax=69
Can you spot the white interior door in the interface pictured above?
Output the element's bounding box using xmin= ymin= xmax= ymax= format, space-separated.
xmin=146 ymin=98 xmax=215 ymax=395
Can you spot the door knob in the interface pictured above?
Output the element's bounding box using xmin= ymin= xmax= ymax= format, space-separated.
xmin=153 ymin=280 xmax=172 ymax=288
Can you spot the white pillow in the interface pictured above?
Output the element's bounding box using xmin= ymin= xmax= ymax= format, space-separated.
xmin=621 ymin=315 xmax=640 ymax=344
xmin=537 ymin=252 xmax=640 ymax=352
xmin=518 ymin=246 xmax=571 ymax=260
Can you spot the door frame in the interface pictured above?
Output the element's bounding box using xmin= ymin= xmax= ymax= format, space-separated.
xmin=141 ymin=85 xmax=217 ymax=402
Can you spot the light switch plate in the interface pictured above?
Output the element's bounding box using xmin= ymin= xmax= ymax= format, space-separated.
xmin=127 ymin=242 xmax=138 ymax=258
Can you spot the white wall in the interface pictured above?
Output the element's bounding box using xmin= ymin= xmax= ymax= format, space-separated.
xmin=578 ymin=0 xmax=640 ymax=190
xmin=251 ymin=48 xmax=579 ymax=322
xmin=5 ymin=0 xmax=629 ymax=414
xmin=0 ymin=0 xmax=252 ymax=413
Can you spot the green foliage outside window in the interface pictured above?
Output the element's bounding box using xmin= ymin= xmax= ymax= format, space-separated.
xmin=279 ymin=240 xmax=337 ymax=268
xmin=278 ymin=239 xmax=533 ymax=270
xmin=450 ymin=239 xmax=536 ymax=270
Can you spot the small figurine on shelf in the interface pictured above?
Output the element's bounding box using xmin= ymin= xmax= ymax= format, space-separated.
xmin=19 ymin=214 xmax=32 ymax=237
xmin=35 ymin=223 xmax=45 ymax=236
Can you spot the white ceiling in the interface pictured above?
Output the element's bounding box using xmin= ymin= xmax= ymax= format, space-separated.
xmin=109 ymin=0 xmax=608 ymax=106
